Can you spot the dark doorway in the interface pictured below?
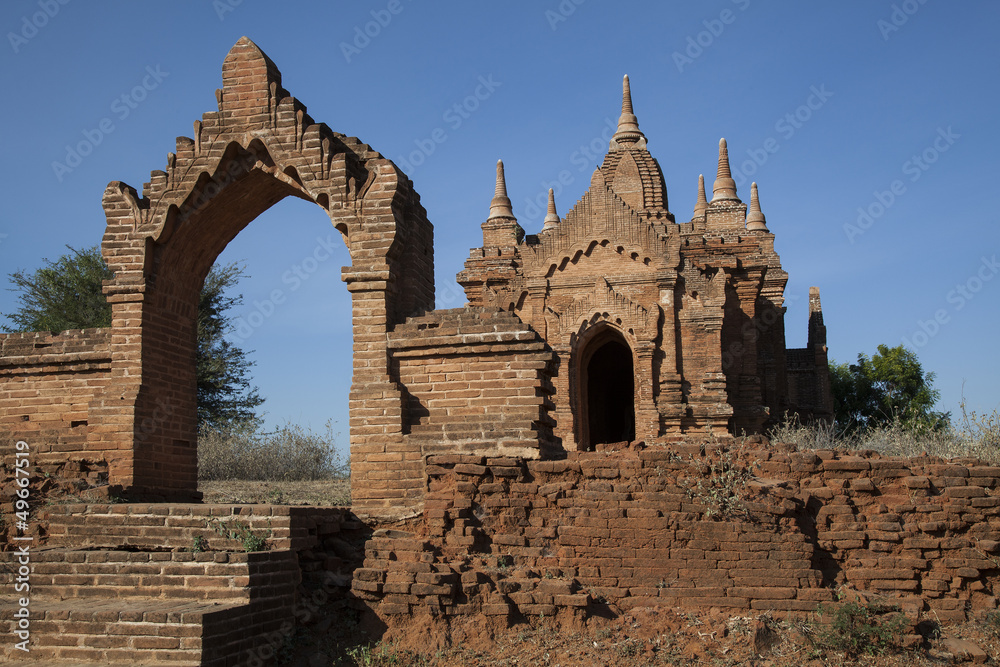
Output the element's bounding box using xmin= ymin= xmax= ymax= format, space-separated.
xmin=586 ymin=339 xmax=635 ymax=445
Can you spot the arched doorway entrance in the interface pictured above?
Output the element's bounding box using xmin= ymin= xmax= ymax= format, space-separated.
xmin=578 ymin=327 xmax=635 ymax=448
xmin=94 ymin=38 xmax=434 ymax=515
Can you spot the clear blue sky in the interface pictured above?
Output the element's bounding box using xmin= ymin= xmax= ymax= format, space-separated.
xmin=2 ymin=1 xmax=998 ymax=446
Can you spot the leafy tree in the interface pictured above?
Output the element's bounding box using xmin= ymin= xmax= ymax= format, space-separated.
xmin=3 ymin=245 xmax=263 ymax=428
xmin=830 ymin=344 xmax=949 ymax=432
xmin=196 ymin=263 xmax=263 ymax=428
xmin=3 ymin=246 xmax=113 ymax=331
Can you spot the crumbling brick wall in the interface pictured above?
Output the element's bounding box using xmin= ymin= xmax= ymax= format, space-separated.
xmin=353 ymin=442 xmax=1000 ymax=624
xmin=389 ymin=308 xmax=557 ymax=459
xmin=0 ymin=329 xmax=112 ymax=482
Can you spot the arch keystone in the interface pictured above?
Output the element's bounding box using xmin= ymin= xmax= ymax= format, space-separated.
xmin=220 ymin=37 xmax=285 ymax=125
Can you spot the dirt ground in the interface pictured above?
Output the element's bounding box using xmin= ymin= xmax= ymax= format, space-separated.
xmin=278 ymin=604 xmax=999 ymax=666
xmin=192 ymin=479 xmax=1000 ymax=666
xmin=198 ymin=478 xmax=351 ymax=506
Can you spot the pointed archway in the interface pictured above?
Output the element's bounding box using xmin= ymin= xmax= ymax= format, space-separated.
xmin=577 ymin=326 xmax=636 ymax=449
xmin=94 ymin=38 xmax=434 ymax=516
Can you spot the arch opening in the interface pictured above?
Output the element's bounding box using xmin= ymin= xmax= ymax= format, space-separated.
xmin=581 ymin=330 xmax=635 ymax=448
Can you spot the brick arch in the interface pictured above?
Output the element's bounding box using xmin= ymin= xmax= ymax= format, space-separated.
xmin=95 ymin=38 xmax=434 ymax=507
xmin=569 ymin=322 xmax=638 ymax=449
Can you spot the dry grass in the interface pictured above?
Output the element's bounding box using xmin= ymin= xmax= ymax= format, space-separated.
xmin=769 ymin=403 xmax=1000 ymax=463
xmin=198 ymin=478 xmax=350 ymax=506
xmin=198 ymin=419 xmax=347 ymax=481
xmin=197 ymin=419 xmax=350 ymax=505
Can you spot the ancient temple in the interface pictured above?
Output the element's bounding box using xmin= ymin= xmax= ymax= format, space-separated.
xmin=457 ymin=76 xmax=833 ymax=449
xmin=0 ymin=40 xmax=832 ymax=513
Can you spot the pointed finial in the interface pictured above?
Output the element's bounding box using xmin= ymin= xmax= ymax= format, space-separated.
xmin=543 ymin=188 xmax=560 ymax=230
xmin=489 ymin=159 xmax=515 ymax=219
xmin=611 ymin=75 xmax=645 ymax=147
xmin=693 ymin=174 xmax=708 ymax=218
xmin=712 ymin=138 xmax=739 ymax=202
xmin=745 ymin=182 xmax=769 ymax=232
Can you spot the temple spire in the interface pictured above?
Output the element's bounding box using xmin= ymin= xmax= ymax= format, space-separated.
xmin=611 ymin=75 xmax=645 ymax=147
xmin=711 ymin=138 xmax=739 ymax=202
xmin=693 ymin=174 xmax=708 ymax=218
xmin=489 ymin=159 xmax=515 ymax=219
xmin=745 ymin=182 xmax=769 ymax=232
xmin=543 ymin=188 xmax=560 ymax=230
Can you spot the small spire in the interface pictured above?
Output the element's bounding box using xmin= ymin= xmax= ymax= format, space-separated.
xmin=693 ymin=174 xmax=708 ymax=218
xmin=712 ymin=138 xmax=739 ymax=202
xmin=745 ymin=182 xmax=769 ymax=232
xmin=611 ymin=75 xmax=645 ymax=146
xmin=543 ymin=188 xmax=560 ymax=230
xmin=489 ymin=159 xmax=515 ymax=219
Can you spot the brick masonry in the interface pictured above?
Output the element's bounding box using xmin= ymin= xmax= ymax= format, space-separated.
xmin=3 ymin=36 xmax=981 ymax=658
xmin=0 ymin=330 xmax=112 ymax=467
xmin=2 ymin=37 xmax=831 ymax=520
xmin=353 ymin=442 xmax=1000 ymax=625
xmin=1 ymin=503 xmax=363 ymax=665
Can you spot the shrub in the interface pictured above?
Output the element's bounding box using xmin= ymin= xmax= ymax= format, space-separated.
xmin=210 ymin=517 xmax=271 ymax=552
xmin=677 ymin=442 xmax=760 ymax=520
xmin=768 ymin=405 xmax=1000 ymax=464
xmin=198 ymin=419 xmax=347 ymax=481
xmin=815 ymin=600 xmax=908 ymax=657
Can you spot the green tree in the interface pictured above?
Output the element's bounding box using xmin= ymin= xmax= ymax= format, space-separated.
xmin=196 ymin=263 xmax=263 ymax=428
xmin=3 ymin=245 xmax=114 ymax=331
xmin=830 ymin=344 xmax=949 ymax=432
xmin=3 ymin=245 xmax=263 ymax=428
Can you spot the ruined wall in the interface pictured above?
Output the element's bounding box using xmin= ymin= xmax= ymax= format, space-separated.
xmin=389 ymin=308 xmax=557 ymax=460
xmin=0 ymin=330 xmax=112 ymax=483
xmin=354 ymin=443 xmax=1000 ymax=624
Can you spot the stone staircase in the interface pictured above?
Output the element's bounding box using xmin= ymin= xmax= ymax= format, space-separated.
xmin=1 ymin=503 xmax=356 ymax=665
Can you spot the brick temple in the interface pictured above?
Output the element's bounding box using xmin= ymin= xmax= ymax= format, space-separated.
xmin=4 ymin=40 xmax=997 ymax=666
xmin=0 ymin=38 xmax=830 ymax=516
xmin=456 ymin=75 xmax=832 ymax=449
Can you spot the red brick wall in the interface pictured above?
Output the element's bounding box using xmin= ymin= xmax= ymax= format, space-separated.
xmin=389 ymin=308 xmax=557 ymax=459
xmin=355 ymin=442 xmax=1000 ymax=623
xmin=0 ymin=329 xmax=112 ymax=472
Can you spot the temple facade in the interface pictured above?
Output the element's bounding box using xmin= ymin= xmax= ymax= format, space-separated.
xmin=456 ymin=77 xmax=833 ymax=449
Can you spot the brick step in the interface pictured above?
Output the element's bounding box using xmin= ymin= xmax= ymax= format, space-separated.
xmin=0 ymin=548 xmax=253 ymax=601
xmin=41 ymin=503 xmax=350 ymax=551
xmin=0 ymin=595 xmax=237 ymax=664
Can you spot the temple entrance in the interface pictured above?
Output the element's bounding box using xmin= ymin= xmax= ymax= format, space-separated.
xmin=93 ymin=38 xmax=435 ymax=514
xmin=582 ymin=332 xmax=635 ymax=447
